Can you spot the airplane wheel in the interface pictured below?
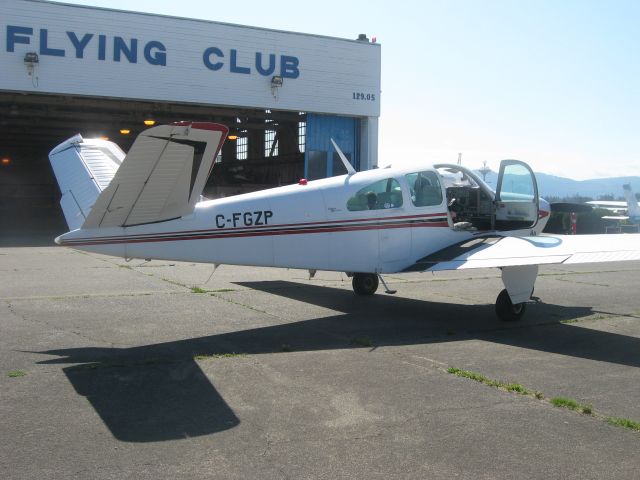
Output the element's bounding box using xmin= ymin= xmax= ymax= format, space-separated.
xmin=352 ymin=273 xmax=379 ymax=296
xmin=495 ymin=289 xmax=526 ymax=321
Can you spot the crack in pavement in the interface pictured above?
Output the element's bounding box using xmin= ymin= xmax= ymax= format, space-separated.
xmin=3 ymin=299 xmax=127 ymax=349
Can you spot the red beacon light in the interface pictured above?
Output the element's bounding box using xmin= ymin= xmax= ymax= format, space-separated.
xmin=298 ymin=178 xmax=308 ymax=185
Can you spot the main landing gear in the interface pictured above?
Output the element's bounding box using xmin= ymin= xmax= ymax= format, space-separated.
xmin=349 ymin=265 xmax=538 ymax=323
xmin=352 ymin=273 xmax=379 ymax=296
xmin=351 ymin=273 xmax=397 ymax=295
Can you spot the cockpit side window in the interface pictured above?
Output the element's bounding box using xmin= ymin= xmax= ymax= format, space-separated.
xmin=406 ymin=171 xmax=443 ymax=207
xmin=346 ymin=178 xmax=403 ymax=211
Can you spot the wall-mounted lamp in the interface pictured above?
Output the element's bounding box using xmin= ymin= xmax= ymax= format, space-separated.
xmin=24 ymin=52 xmax=39 ymax=86
xmin=1 ymin=157 xmax=11 ymax=166
xmin=119 ymin=129 xmax=131 ymax=135
xmin=24 ymin=52 xmax=39 ymax=69
xmin=271 ymin=75 xmax=283 ymax=98
xmin=143 ymin=119 xmax=156 ymax=126
xmin=227 ymin=135 xmax=238 ymax=141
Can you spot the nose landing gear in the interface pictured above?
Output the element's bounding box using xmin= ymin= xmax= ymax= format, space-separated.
xmin=495 ymin=289 xmax=526 ymax=321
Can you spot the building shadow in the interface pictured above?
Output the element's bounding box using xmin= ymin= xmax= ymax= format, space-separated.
xmin=36 ymin=280 xmax=640 ymax=443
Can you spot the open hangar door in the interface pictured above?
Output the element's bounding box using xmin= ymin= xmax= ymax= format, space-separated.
xmin=0 ymin=91 xmax=307 ymax=245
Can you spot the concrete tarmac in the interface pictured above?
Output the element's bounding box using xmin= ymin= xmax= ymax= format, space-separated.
xmin=1 ymin=246 xmax=639 ymax=479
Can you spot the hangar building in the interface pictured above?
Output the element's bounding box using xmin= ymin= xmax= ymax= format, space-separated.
xmin=0 ymin=0 xmax=381 ymax=242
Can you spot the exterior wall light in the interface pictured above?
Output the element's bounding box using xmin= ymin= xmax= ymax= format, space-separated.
xmin=1 ymin=158 xmax=11 ymax=166
xmin=227 ymin=135 xmax=238 ymax=141
xmin=24 ymin=52 xmax=39 ymax=75
xmin=271 ymin=75 xmax=283 ymax=98
xmin=119 ymin=129 xmax=131 ymax=135
xmin=143 ymin=119 xmax=156 ymax=126
xmin=23 ymin=52 xmax=39 ymax=86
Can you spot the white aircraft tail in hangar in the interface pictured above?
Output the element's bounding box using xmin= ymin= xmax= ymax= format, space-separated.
xmin=49 ymin=122 xmax=640 ymax=321
xmin=599 ymin=184 xmax=640 ymax=224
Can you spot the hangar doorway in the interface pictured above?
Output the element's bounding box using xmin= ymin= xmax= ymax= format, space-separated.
xmin=0 ymin=92 xmax=307 ymax=244
xmin=305 ymin=114 xmax=360 ymax=180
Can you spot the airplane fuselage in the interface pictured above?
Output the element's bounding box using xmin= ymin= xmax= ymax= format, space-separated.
xmin=58 ymin=165 xmax=550 ymax=274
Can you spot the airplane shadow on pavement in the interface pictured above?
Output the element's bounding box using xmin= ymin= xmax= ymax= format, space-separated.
xmin=37 ymin=281 xmax=640 ymax=443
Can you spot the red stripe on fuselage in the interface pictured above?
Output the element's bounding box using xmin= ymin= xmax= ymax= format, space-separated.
xmin=61 ymin=218 xmax=450 ymax=247
xmin=66 ymin=212 xmax=449 ymax=242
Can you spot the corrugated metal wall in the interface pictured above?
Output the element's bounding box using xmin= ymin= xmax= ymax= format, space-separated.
xmin=1 ymin=0 xmax=381 ymax=118
xmin=304 ymin=114 xmax=359 ymax=179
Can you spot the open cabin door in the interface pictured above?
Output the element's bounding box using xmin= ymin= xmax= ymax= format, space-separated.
xmin=494 ymin=160 xmax=539 ymax=231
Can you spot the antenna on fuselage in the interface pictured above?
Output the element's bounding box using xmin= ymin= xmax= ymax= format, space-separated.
xmin=331 ymin=138 xmax=356 ymax=176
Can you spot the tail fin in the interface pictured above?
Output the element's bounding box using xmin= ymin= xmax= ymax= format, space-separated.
xmin=49 ymin=135 xmax=125 ymax=230
xmin=623 ymin=184 xmax=639 ymax=219
xmin=53 ymin=122 xmax=228 ymax=230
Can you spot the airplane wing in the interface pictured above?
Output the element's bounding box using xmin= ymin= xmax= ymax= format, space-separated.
xmin=83 ymin=122 xmax=227 ymax=229
xmin=602 ymin=215 xmax=629 ymax=221
xmin=404 ymin=234 xmax=640 ymax=272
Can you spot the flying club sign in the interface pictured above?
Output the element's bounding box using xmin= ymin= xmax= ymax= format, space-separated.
xmin=5 ymin=25 xmax=301 ymax=79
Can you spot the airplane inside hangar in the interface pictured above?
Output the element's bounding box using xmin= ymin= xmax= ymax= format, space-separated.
xmin=0 ymin=92 xmax=310 ymax=240
xmin=0 ymin=0 xmax=380 ymax=243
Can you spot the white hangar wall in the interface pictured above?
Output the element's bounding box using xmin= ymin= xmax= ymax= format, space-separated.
xmin=1 ymin=0 xmax=381 ymax=119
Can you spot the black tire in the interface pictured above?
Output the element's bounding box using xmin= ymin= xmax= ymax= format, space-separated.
xmin=352 ymin=273 xmax=379 ymax=296
xmin=495 ymin=289 xmax=526 ymax=321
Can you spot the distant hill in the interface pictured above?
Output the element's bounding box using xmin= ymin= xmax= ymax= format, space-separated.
xmin=475 ymin=170 xmax=640 ymax=199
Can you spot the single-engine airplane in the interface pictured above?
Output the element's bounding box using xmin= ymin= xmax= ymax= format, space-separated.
xmin=49 ymin=122 xmax=640 ymax=321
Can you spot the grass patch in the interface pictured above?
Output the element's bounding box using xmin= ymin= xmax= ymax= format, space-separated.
xmin=209 ymin=288 xmax=236 ymax=293
xmin=351 ymin=336 xmax=373 ymax=347
xmin=193 ymin=353 xmax=247 ymax=360
xmin=190 ymin=286 xmax=208 ymax=294
xmin=8 ymin=370 xmax=26 ymax=378
xmin=550 ymin=397 xmax=592 ymax=414
xmin=606 ymin=416 xmax=640 ymax=432
xmin=446 ymin=369 xmax=640 ymax=430
xmin=550 ymin=397 xmax=580 ymax=410
xmin=505 ymin=383 xmax=530 ymax=394
xmin=447 ymin=367 xmax=488 ymax=383
xmin=446 ymin=367 xmax=531 ymax=395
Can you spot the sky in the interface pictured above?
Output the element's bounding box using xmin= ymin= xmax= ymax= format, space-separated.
xmin=61 ymin=0 xmax=640 ymax=180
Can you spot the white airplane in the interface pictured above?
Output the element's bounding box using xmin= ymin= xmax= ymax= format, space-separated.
xmin=587 ymin=185 xmax=640 ymax=218
xmin=597 ymin=184 xmax=640 ymax=223
xmin=49 ymin=122 xmax=640 ymax=321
